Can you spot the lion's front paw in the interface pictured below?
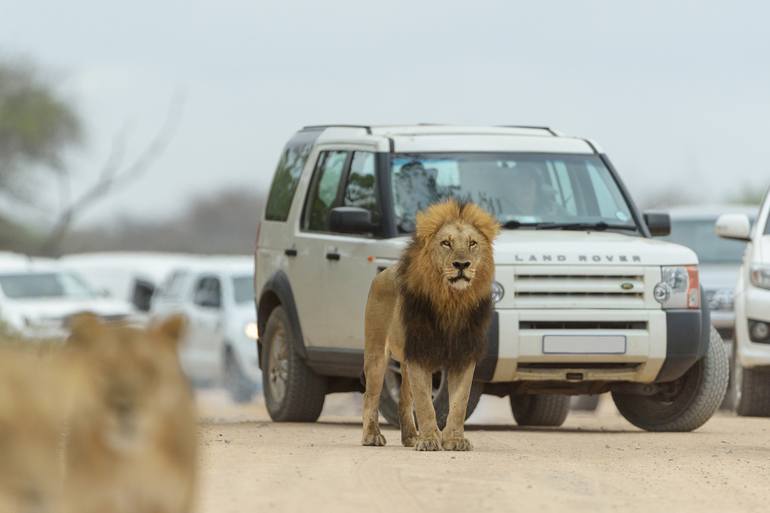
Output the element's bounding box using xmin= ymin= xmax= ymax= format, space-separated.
xmin=362 ymin=432 xmax=387 ymax=447
xmin=414 ymin=433 xmax=442 ymax=451
xmin=442 ymin=437 xmax=473 ymax=451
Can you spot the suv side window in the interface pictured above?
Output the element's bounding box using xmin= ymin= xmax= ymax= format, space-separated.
xmin=304 ymin=151 xmax=349 ymax=231
xmin=343 ymin=151 xmax=380 ymax=225
xmin=193 ymin=276 xmax=222 ymax=309
xmin=265 ymin=143 xmax=313 ymax=221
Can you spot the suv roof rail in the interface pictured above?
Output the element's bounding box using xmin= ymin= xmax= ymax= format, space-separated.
xmin=498 ymin=125 xmax=560 ymax=136
xmin=301 ymin=124 xmax=372 ymax=135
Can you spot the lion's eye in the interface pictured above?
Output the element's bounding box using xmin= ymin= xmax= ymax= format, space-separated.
xmin=469 ymin=240 xmax=478 ymax=248
xmin=441 ymin=240 xmax=452 ymax=248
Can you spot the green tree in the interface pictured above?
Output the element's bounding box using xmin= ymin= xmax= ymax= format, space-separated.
xmin=0 ymin=58 xmax=81 ymax=195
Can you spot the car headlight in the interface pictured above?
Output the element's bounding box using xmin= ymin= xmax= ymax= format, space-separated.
xmin=750 ymin=265 xmax=770 ymax=290
xmin=491 ymin=281 xmax=504 ymax=303
xmin=654 ymin=266 xmax=700 ymax=309
xmin=244 ymin=321 xmax=259 ymax=340
xmin=707 ymin=288 xmax=734 ymax=312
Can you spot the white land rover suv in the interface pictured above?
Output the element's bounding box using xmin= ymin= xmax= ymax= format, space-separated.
xmin=255 ymin=125 xmax=728 ymax=432
xmin=716 ymin=189 xmax=770 ymax=416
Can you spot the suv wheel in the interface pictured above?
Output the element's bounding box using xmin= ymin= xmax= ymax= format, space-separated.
xmin=262 ymin=306 xmax=326 ymax=422
xmin=612 ymin=326 xmax=728 ymax=431
xmin=223 ymin=347 xmax=257 ymax=404
xmin=733 ymin=354 xmax=770 ymax=417
xmin=379 ymin=360 xmax=483 ymax=430
xmin=511 ymin=394 xmax=570 ymax=426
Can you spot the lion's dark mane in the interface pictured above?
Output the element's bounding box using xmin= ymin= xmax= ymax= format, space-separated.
xmin=397 ymin=246 xmax=492 ymax=372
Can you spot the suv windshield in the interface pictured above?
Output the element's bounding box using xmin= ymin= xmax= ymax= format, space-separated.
xmin=390 ymin=153 xmax=635 ymax=233
xmin=232 ymin=275 xmax=254 ymax=304
xmin=664 ymin=218 xmax=753 ymax=264
xmin=0 ymin=272 xmax=95 ymax=300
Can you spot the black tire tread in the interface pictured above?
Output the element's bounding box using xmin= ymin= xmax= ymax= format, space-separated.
xmin=612 ymin=326 xmax=728 ymax=432
xmin=736 ymin=367 xmax=770 ymax=417
xmin=262 ymin=306 xmax=326 ymax=422
xmin=511 ymin=394 xmax=570 ymax=427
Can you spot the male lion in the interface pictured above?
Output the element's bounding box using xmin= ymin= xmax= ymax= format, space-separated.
xmin=63 ymin=314 xmax=197 ymax=513
xmin=361 ymin=199 xmax=500 ymax=451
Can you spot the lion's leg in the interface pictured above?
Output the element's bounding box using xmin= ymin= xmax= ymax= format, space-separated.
xmin=398 ymin=364 xmax=418 ymax=447
xmin=361 ymin=351 xmax=387 ymax=446
xmin=407 ymin=362 xmax=442 ymax=451
xmin=441 ymin=362 xmax=476 ymax=451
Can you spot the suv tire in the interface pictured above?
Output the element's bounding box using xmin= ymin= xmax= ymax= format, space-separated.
xmin=612 ymin=326 xmax=728 ymax=432
xmin=378 ymin=362 xmax=483 ymax=430
xmin=511 ymin=394 xmax=570 ymax=426
xmin=223 ymin=347 xmax=257 ymax=404
xmin=262 ymin=306 xmax=326 ymax=422
xmin=734 ymin=358 xmax=770 ymax=417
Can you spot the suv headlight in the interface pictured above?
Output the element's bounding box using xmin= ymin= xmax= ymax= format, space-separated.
xmin=750 ymin=265 xmax=770 ymax=290
xmin=654 ymin=266 xmax=700 ymax=309
xmin=244 ymin=322 xmax=259 ymax=340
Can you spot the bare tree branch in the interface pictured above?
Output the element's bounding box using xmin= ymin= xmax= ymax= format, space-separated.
xmin=41 ymin=92 xmax=185 ymax=256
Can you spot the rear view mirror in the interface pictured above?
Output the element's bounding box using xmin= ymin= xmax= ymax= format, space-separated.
xmin=643 ymin=212 xmax=671 ymax=237
xmin=329 ymin=207 xmax=377 ymax=234
xmin=716 ymin=214 xmax=751 ymax=241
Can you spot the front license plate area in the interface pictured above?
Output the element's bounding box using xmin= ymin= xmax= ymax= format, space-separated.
xmin=542 ymin=335 xmax=627 ymax=355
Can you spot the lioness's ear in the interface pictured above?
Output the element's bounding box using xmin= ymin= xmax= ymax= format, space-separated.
xmin=68 ymin=312 xmax=104 ymax=348
xmin=153 ymin=314 xmax=187 ymax=346
xmin=460 ymin=203 xmax=501 ymax=243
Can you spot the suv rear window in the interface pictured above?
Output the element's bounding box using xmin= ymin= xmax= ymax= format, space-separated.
xmin=265 ymin=143 xmax=313 ymax=221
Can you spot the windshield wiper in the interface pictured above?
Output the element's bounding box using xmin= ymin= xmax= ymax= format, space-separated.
xmin=502 ymin=220 xmax=543 ymax=229
xmin=535 ymin=221 xmax=637 ymax=232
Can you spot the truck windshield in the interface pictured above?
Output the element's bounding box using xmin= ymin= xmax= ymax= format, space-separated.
xmin=390 ymin=153 xmax=636 ymax=233
xmin=0 ymin=272 xmax=95 ymax=300
xmin=664 ymin=219 xmax=753 ymax=264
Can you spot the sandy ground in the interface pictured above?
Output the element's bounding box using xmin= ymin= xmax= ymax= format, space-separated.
xmin=195 ymin=390 xmax=770 ymax=513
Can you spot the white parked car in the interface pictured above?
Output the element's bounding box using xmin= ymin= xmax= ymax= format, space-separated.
xmin=664 ymin=205 xmax=756 ymax=341
xmin=0 ymin=254 xmax=135 ymax=339
xmin=716 ymin=192 xmax=770 ymax=415
xmin=151 ymin=257 xmax=261 ymax=402
xmin=59 ymin=252 xmax=201 ymax=316
xmin=255 ymin=124 xmax=727 ymax=431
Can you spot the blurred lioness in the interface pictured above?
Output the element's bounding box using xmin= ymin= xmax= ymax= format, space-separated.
xmin=362 ymin=200 xmax=500 ymax=451
xmin=0 ymin=345 xmax=71 ymax=513
xmin=63 ymin=314 xmax=196 ymax=513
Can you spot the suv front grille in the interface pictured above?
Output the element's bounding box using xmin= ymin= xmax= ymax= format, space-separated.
xmin=512 ymin=268 xmax=648 ymax=308
xmin=519 ymin=321 xmax=647 ymax=330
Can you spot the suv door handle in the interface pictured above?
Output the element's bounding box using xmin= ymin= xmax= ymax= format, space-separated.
xmin=325 ymin=252 xmax=340 ymax=261
xmin=284 ymin=248 xmax=298 ymax=257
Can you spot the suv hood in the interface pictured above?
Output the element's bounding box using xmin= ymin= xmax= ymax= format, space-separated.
xmin=493 ymin=230 xmax=698 ymax=266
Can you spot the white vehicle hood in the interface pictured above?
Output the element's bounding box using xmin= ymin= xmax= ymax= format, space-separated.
xmin=492 ymin=231 xmax=698 ymax=266
xmin=6 ymin=298 xmax=135 ymax=323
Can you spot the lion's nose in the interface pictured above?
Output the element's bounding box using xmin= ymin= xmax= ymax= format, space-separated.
xmin=452 ymin=261 xmax=471 ymax=271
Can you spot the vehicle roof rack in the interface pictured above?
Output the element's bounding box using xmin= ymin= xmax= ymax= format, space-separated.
xmin=499 ymin=125 xmax=559 ymax=136
xmin=302 ymin=124 xmax=372 ymax=135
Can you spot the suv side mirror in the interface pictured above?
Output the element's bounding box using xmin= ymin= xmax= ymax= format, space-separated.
xmin=329 ymin=207 xmax=377 ymax=234
xmin=643 ymin=212 xmax=671 ymax=237
xmin=716 ymin=213 xmax=751 ymax=241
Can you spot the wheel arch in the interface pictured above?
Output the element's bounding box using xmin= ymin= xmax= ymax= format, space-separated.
xmin=257 ymin=271 xmax=307 ymax=367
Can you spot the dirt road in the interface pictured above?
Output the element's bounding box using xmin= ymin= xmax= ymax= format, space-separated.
xmin=196 ymin=391 xmax=770 ymax=513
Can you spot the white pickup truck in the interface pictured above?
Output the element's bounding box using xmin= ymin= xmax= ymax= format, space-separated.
xmin=255 ymin=125 xmax=728 ymax=431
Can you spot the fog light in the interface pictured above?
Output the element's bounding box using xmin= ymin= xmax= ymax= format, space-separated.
xmin=491 ymin=281 xmax=505 ymax=303
xmin=750 ymin=321 xmax=770 ymax=343
xmin=653 ymin=283 xmax=671 ymax=304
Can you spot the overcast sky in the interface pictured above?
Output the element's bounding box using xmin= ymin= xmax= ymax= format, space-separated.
xmin=2 ymin=0 xmax=769 ymax=228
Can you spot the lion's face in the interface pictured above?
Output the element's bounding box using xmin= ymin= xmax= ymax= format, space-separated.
xmin=68 ymin=314 xmax=190 ymax=453
xmin=431 ymin=221 xmax=488 ymax=291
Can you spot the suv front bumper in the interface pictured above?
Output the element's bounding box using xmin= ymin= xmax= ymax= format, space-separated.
xmin=478 ymin=307 xmax=707 ymax=384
